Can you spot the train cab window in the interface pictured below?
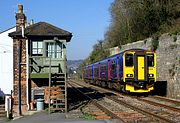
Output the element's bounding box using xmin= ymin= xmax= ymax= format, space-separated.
xmin=125 ymin=54 xmax=133 ymax=67
xmin=147 ymin=54 xmax=154 ymax=67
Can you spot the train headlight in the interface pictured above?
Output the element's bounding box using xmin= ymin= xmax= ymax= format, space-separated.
xmin=148 ymin=74 xmax=154 ymax=77
xmin=126 ymin=74 xmax=133 ymax=77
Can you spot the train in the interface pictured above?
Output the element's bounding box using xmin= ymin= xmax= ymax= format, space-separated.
xmin=83 ymin=49 xmax=156 ymax=93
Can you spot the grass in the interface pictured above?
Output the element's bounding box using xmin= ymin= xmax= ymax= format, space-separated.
xmin=5 ymin=117 xmax=12 ymax=122
xmin=173 ymin=103 xmax=180 ymax=107
xmin=45 ymin=107 xmax=49 ymax=112
xmin=44 ymin=108 xmax=57 ymax=113
xmin=81 ymin=113 xmax=95 ymax=120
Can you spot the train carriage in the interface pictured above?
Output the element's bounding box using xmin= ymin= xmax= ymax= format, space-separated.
xmin=83 ymin=49 xmax=156 ymax=93
xmin=83 ymin=64 xmax=93 ymax=80
xmin=99 ymin=59 xmax=109 ymax=80
xmin=93 ymin=62 xmax=100 ymax=80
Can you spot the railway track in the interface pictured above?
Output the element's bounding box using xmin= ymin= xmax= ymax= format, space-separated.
xmin=69 ymin=79 xmax=180 ymax=123
xmin=150 ymin=96 xmax=180 ymax=105
xmin=136 ymin=97 xmax=180 ymax=113
xmin=68 ymin=81 xmax=151 ymax=122
xmin=68 ymin=82 xmax=126 ymax=122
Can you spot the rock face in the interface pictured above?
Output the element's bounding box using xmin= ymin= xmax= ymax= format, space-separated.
xmin=111 ymin=33 xmax=180 ymax=98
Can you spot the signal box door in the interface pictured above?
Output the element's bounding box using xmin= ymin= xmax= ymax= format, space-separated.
xmin=134 ymin=53 xmax=147 ymax=81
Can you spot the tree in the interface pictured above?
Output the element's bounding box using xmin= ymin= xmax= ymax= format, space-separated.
xmin=78 ymin=0 xmax=180 ymax=79
xmin=105 ymin=0 xmax=180 ymax=48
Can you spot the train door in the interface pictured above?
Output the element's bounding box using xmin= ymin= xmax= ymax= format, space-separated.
xmin=110 ymin=59 xmax=117 ymax=80
xmin=134 ymin=53 xmax=147 ymax=82
xmin=137 ymin=56 xmax=145 ymax=80
xmin=108 ymin=60 xmax=111 ymax=80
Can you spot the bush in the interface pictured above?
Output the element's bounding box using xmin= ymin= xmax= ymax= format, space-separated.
xmin=151 ymin=36 xmax=159 ymax=51
xmin=173 ymin=35 xmax=177 ymax=42
xmin=169 ymin=44 xmax=178 ymax=49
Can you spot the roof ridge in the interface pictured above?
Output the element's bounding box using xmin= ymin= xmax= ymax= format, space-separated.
xmin=0 ymin=26 xmax=16 ymax=34
xmin=8 ymin=21 xmax=72 ymax=42
xmin=41 ymin=22 xmax=71 ymax=34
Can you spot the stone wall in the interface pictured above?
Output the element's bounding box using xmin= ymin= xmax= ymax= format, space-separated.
xmin=111 ymin=33 xmax=180 ymax=98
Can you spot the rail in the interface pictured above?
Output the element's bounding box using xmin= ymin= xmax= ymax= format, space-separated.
xmin=68 ymin=82 xmax=126 ymax=122
xmin=150 ymin=96 xmax=180 ymax=105
xmin=70 ymin=80 xmax=176 ymax=123
xmin=136 ymin=97 xmax=180 ymax=113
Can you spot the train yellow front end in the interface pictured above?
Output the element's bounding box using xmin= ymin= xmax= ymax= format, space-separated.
xmin=123 ymin=50 xmax=156 ymax=93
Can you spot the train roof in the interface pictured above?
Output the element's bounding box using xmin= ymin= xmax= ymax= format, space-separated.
xmin=108 ymin=48 xmax=154 ymax=59
xmin=84 ymin=48 xmax=154 ymax=67
xmin=120 ymin=48 xmax=154 ymax=53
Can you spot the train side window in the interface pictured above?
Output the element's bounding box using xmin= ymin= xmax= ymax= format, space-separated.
xmin=111 ymin=60 xmax=116 ymax=71
xmin=90 ymin=67 xmax=93 ymax=76
xmin=147 ymin=54 xmax=154 ymax=67
xmin=125 ymin=54 xmax=133 ymax=67
xmin=101 ymin=64 xmax=106 ymax=72
xmin=94 ymin=67 xmax=98 ymax=76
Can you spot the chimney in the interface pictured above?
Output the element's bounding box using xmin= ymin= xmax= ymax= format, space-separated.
xmin=16 ymin=4 xmax=26 ymax=31
xmin=18 ymin=4 xmax=23 ymax=13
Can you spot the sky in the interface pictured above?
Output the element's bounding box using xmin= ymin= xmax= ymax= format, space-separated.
xmin=0 ymin=0 xmax=113 ymax=60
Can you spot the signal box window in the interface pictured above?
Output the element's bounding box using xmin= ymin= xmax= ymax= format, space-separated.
xmin=125 ymin=54 xmax=133 ymax=67
xmin=46 ymin=42 xmax=63 ymax=58
xmin=32 ymin=41 xmax=43 ymax=56
xmin=147 ymin=54 xmax=154 ymax=67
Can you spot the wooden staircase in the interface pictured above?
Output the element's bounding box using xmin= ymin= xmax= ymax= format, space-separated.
xmin=0 ymin=105 xmax=6 ymax=117
xmin=50 ymin=73 xmax=67 ymax=112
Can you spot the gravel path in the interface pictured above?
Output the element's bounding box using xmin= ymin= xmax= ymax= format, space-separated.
xmin=6 ymin=112 xmax=109 ymax=123
xmin=0 ymin=118 xmax=5 ymax=123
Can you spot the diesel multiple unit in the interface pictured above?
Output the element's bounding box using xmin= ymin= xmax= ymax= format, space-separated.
xmin=83 ymin=49 xmax=156 ymax=93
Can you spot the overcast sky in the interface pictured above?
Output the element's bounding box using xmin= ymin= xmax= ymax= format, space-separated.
xmin=0 ymin=0 xmax=113 ymax=60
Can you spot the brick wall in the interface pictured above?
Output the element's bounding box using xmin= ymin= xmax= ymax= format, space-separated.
xmin=12 ymin=4 xmax=28 ymax=114
xmin=13 ymin=38 xmax=27 ymax=112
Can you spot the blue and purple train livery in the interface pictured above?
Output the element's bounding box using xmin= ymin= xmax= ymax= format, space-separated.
xmin=83 ymin=49 xmax=156 ymax=93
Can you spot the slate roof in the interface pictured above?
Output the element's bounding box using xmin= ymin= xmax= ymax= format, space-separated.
xmin=9 ymin=22 xmax=72 ymax=42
